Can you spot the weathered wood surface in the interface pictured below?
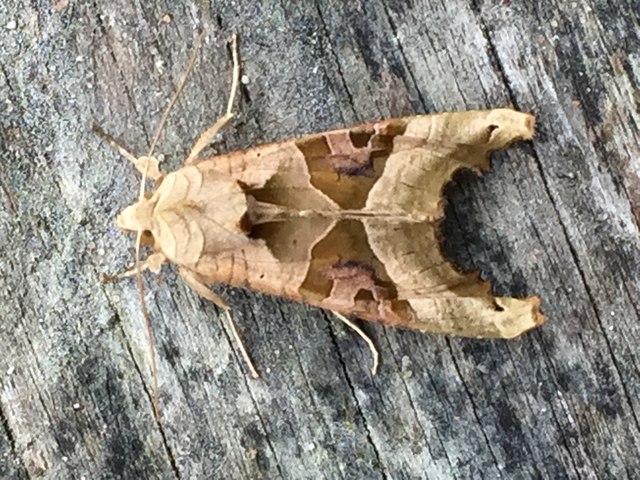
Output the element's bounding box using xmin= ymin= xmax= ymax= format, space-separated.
xmin=1 ymin=0 xmax=639 ymax=478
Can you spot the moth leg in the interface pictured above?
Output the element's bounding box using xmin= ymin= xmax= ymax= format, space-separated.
xmin=92 ymin=125 xmax=163 ymax=181
xmin=332 ymin=312 xmax=379 ymax=375
xmin=184 ymin=114 xmax=234 ymax=165
xmin=184 ymin=33 xmax=241 ymax=165
xmin=179 ymin=268 xmax=260 ymax=379
xmin=100 ymin=252 xmax=166 ymax=283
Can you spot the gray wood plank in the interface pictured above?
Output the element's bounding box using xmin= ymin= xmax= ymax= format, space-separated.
xmin=1 ymin=0 xmax=638 ymax=478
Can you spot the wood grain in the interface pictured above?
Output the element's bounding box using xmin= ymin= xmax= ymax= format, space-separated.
xmin=1 ymin=0 xmax=638 ymax=478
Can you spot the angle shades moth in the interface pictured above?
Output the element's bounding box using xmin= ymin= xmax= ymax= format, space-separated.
xmin=98 ymin=33 xmax=545 ymax=419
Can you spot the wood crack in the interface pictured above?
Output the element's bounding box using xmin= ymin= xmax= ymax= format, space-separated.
xmin=445 ymin=338 xmax=502 ymax=473
xmin=313 ymin=2 xmax=358 ymax=122
xmin=100 ymin=287 xmax=182 ymax=480
xmin=92 ymin=1 xmax=153 ymax=149
xmin=378 ymin=2 xmax=429 ymax=111
xmin=230 ymin=290 xmax=286 ymax=480
xmin=382 ymin=328 xmax=456 ymax=479
xmin=0 ymin=397 xmax=24 ymax=474
xmin=323 ymin=312 xmax=387 ymax=480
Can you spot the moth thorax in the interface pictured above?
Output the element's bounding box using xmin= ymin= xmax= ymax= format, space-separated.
xmin=117 ymin=199 xmax=155 ymax=232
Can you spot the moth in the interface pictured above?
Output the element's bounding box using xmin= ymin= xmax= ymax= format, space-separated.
xmin=97 ymin=34 xmax=545 ymax=418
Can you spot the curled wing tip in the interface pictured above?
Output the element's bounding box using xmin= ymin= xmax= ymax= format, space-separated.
xmin=494 ymin=294 xmax=547 ymax=338
xmin=488 ymin=109 xmax=536 ymax=147
xmin=515 ymin=294 xmax=547 ymax=328
xmin=509 ymin=110 xmax=536 ymax=141
xmin=528 ymin=294 xmax=547 ymax=327
xmin=524 ymin=113 xmax=536 ymax=139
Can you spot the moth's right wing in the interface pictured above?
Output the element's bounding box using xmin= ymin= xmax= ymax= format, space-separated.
xmin=193 ymin=215 xmax=544 ymax=339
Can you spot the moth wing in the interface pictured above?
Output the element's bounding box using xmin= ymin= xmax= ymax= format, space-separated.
xmin=203 ymin=110 xmax=533 ymax=222
xmin=189 ymin=109 xmax=541 ymax=338
xmin=192 ymin=217 xmax=544 ymax=339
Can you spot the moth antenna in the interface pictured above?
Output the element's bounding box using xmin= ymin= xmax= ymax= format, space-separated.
xmin=224 ymin=309 xmax=260 ymax=379
xmin=226 ymin=33 xmax=239 ymax=116
xmin=333 ymin=312 xmax=379 ymax=375
xmin=135 ymin=230 xmax=161 ymax=420
xmin=95 ymin=109 xmax=161 ymax=420
xmin=148 ymin=30 xmax=205 ymax=158
xmin=91 ymin=124 xmax=139 ymax=165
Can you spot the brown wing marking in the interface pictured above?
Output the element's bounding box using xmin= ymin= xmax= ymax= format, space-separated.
xmin=187 ymin=110 xmax=542 ymax=338
xmin=294 ymin=119 xmax=409 ymax=209
xmin=297 ymin=219 xmax=414 ymax=326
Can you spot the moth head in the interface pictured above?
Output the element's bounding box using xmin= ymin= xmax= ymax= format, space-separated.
xmin=117 ymin=198 xmax=155 ymax=233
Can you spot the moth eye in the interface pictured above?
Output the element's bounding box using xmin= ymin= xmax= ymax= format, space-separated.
xmin=238 ymin=212 xmax=252 ymax=233
xmin=140 ymin=230 xmax=155 ymax=246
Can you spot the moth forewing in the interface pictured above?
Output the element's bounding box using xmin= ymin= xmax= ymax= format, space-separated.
xmin=179 ymin=109 xmax=544 ymax=338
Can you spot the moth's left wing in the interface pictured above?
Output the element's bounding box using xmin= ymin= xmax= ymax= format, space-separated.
xmin=204 ymin=109 xmax=535 ymax=222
